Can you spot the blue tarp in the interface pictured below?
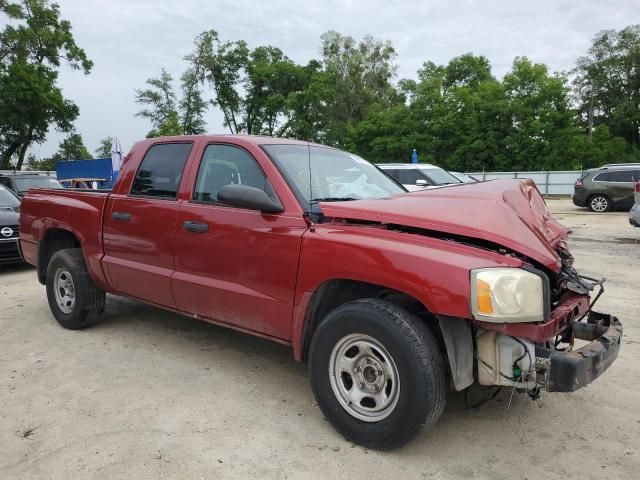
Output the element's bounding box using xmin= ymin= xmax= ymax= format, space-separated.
xmin=56 ymin=158 xmax=116 ymax=188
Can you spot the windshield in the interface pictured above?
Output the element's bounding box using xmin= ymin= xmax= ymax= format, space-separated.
xmin=423 ymin=167 xmax=462 ymax=185
xmin=0 ymin=185 xmax=20 ymax=207
xmin=13 ymin=176 xmax=63 ymax=193
xmin=263 ymin=144 xmax=405 ymax=207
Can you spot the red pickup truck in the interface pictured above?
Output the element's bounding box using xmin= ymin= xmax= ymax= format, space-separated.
xmin=19 ymin=135 xmax=622 ymax=449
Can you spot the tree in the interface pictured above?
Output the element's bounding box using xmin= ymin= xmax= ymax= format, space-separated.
xmin=502 ymin=57 xmax=574 ymax=169
xmin=179 ymin=68 xmax=207 ymax=135
xmin=55 ymin=132 xmax=91 ymax=160
xmin=95 ymin=136 xmax=113 ymax=157
xmin=320 ymin=31 xmax=399 ymax=146
xmin=573 ymin=25 xmax=640 ymax=148
xmin=135 ymin=69 xmax=181 ymax=138
xmin=0 ymin=0 xmax=92 ymax=169
xmin=135 ymin=68 xmax=207 ymax=137
xmin=29 ymin=131 xmax=91 ymax=171
xmin=281 ymin=60 xmax=334 ymax=142
xmin=188 ymin=30 xmax=306 ymax=136
xmin=387 ymin=55 xmax=512 ymax=171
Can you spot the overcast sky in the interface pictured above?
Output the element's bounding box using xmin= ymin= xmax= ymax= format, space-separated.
xmin=32 ymin=0 xmax=636 ymax=158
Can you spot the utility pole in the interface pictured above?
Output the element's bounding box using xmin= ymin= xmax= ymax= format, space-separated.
xmin=587 ymin=80 xmax=594 ymax=143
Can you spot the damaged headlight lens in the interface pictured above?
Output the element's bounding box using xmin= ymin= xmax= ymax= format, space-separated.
xmin=471 ymin=268 xmax=544 ymax=322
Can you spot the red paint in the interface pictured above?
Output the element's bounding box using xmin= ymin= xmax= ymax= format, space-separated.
xmin=476 ymin=293 xmax=590 ymax=343
xmin=319 ymin=178 xmax=569 ymax=272
xmin=19 ymin=135 xmax=587 ymax=359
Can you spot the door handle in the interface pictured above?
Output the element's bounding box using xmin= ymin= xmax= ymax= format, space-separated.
xmin=111 ymin=211 xmax=131 ymax=222
xmin=183 ymin=220 xmax=209 ymax=233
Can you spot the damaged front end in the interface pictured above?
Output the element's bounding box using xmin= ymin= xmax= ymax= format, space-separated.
xmin=474 ymin=249 xmax=622 ymax=396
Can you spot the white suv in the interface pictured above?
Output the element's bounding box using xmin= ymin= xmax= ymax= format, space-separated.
xmin=376 ymin=163 xmax=462 ymax=191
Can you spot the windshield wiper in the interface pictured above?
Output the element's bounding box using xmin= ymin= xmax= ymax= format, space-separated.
xmin=309 ymin=197 xmax=359 ymax=204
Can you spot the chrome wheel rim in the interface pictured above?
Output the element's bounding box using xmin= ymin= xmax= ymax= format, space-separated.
xmin=54 ymin=268 xmax=76 ymax=314
xmin=329 ymin=333 xmax=400 ymax=422
xmin=591 ymin=196 xmax=608 ymax=212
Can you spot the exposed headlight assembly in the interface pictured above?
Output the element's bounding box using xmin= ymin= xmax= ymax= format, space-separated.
xmin=471 ymin=268 xmax=547 ymax=323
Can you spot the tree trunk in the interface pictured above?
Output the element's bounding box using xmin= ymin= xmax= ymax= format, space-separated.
xmin=0 ymin=142 xmax=20 ymax=169
xmin=15 ymin=127 xmax=34 ymax=170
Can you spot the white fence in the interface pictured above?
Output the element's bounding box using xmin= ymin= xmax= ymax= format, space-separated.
xmin=467 ymin=170 xmax=581 ymax=195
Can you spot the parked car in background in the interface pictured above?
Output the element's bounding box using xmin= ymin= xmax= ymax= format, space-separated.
xmin=0 ymin=184 xmax=22 ymax=264
xmin=0 ymin=173 xmax=64 ymax=197
xmin=572 ymin=163 xmax=640 ymax=212
xmin=449 ymin=171 xmax=479 ymax=183
xmin=630 ymin=179 xmax=640 ymax=227
xmin=377 ymin=163 xmax=462 ymax=191
xmin=19 ymin=135 xmax=622 ymax=449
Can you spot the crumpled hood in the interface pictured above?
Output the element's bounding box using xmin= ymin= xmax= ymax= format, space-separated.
xmin=319 ymin=179 xmax=569 ymax=272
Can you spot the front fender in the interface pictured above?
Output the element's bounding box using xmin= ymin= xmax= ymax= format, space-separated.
xmin=292 ymin=225 xmax=524 ymax=358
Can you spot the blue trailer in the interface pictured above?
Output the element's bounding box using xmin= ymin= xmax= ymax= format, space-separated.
xmin=56 ymin=158 xmax=117 ymax=189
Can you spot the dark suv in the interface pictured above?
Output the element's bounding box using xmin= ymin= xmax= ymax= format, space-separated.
xmin=572 ymin=164 xmax=640 ymax=212
xmin=0 ymin=184 xmax=21 ymax=264
xmin=0 ymin=173 xmax=63 ymax=197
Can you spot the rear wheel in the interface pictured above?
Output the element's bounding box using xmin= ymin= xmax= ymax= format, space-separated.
xmin=46 ymin=248 xmax=105 ymax=329
xmin=589 ymin=194 xmax=612 ymax=213
xmin=309 ymin=299 xmax=446 ymax=450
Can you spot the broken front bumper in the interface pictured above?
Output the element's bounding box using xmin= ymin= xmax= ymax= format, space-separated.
xmin=543 ymin=311 xmax=622 ymax=392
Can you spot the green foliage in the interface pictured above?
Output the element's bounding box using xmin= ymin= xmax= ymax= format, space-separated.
xmin=134 ymin=26 xmax=640 ymax=172
xmin=55 ymin=132 xmax=91 ymax=160
xmin=95 ymin=136 xmax=113 ymax=157
xmin=187 ymin=30 xmax=308 ymax=135
xmin=319 ymin=31 xmax=400 ymax=146
xmin=574 ymin=25 xmax=640 ymax=148
xmin=0 ymin=0 xmax=92 ymax=169
xmin=33 ymin=131 xmax=91 ymax=170
xmin=135 ymin=67 xmax=207 ymax=138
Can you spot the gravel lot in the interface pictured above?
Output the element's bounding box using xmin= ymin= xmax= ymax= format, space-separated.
xmin=1 ymin=199 xmax=639 ymax=480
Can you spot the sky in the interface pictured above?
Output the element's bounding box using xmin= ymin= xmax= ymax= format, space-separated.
xmin=28 ymin=0 xmax=638 ymax=159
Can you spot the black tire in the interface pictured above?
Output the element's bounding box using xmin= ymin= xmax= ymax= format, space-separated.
xmin=45 ymin=248 xmax=105 ymax=329
xmin=309 ymin=299 xmax=446 ymax=450
xmin=589 ymin=194 xmax=612 ymax=213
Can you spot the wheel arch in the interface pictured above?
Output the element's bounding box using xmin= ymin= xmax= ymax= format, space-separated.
xmin=37 ymin=228 xmax=82 ymax=284
xmin=297 ymin=278 xmax=457 ymax=371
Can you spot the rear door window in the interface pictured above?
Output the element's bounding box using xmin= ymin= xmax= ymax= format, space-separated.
xmin=606 ymin=170 xmax=636 ymax=182
xmin=131 ymin=143 xmax=192 ymax=198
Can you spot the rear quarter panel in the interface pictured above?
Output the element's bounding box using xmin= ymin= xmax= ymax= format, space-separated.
xmin=19 ymin=189 xmax=111 ymax=289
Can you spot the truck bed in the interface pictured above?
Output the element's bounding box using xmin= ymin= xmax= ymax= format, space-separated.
xmin=19 ymin=188 xmax=111 ymax=288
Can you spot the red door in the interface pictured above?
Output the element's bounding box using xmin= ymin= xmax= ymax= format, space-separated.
xmin=102 ymin=142 xmax=193 ymax=307
xmin=171 ymin=143 xmax=306 ymax=340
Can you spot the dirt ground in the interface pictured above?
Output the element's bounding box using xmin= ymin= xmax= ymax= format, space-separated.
xmin=1 ymin=199 xmax=638 ymax=480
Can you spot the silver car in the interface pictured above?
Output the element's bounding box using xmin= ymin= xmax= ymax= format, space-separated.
xmin=630 ymin=181 xmax=640 ymax=227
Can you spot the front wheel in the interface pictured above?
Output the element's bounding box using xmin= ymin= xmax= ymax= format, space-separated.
xmin=45 ymin=248 xmax=105 ymax=329
xmin=309 ymin=299 xmax=446 ymax=450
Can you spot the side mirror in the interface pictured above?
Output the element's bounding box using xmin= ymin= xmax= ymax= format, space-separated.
xmin=217 ymin=184 xmax=284 ymax=214
xmin=415 ymin=179 xmax=429 ymax=186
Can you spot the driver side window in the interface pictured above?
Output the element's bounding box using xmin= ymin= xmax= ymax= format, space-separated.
xmin=193 ymin=144 xmax=275 ymax=203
